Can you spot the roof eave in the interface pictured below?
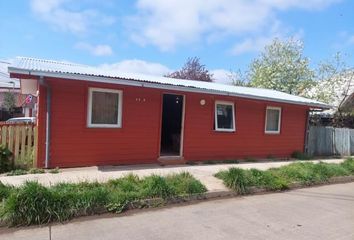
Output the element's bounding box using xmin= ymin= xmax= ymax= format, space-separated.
xmin=8 ymin=67 xmax=332 ymax=109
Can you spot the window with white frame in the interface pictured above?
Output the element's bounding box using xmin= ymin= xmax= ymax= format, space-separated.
xmin=265 ymin=106 xmax=281 ymax=133
xmin=87 ymin=88 xmax=122 ymax=128
xmin=215 ymin=101 xmax=235 ymax=132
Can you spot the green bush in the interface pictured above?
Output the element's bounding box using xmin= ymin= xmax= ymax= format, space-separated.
xmin=16 ymin=147 xmax=34 ymax=169
xmin=0 ymin=145 xmax=13 ymax=173
xmin=221 ymin=160 xmax=240 ymax=164
xmin=49 ymin=167 xmax=60 ymax=174
xmin=28 ymin=168 xmax=45 ymax=174
xmin=6 ymin=169 xmax=28 ymax=176
xmin=0 ymin=182 xmax=13 ymax=201
xmin=291 ymin=151 xmax=311 ymax=160
xmin=341 ymin=158 xmax=354 ymax=174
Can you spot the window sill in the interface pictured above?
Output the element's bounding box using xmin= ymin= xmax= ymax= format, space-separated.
xmin=87 ymin=125 xmax=122 ymax=128
xmin=265 ymin=131 xmax=280 ymax=135
xmin=214 ymin=129 xmax=236 ymax=133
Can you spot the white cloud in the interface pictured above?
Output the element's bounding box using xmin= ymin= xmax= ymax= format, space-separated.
xmin=30 ymin=0 xmax=115 ymax=34
xmin=232 ymin=37 xmax=273 ymax=55
xmin=231 ymin=23 xmax=304 ymax=55
xmin=211 ymin=69 xmax=233 ymax=84
xmin=127 ymin=0 xmax=339 ymax=51
xmin=75 ymin=42 xmax=113 ymax=56
xmin=99 ymin=59 xmax=172 ymax=76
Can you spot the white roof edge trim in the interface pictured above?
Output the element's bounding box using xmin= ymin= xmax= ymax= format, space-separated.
xmin=8 ymin=66 xmax=332 ymax=109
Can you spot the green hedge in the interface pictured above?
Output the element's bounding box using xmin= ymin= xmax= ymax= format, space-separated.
xmin=0 ymin=172 xmax=206 ymax=226
xmin=215 ymin=158 xmax=354 ymax=194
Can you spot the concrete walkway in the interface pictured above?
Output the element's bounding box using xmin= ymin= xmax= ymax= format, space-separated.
xmin=1 ymin=182 xmax=353 ymax=240
xmin=0 ymin=159 xmax=345 ymax=192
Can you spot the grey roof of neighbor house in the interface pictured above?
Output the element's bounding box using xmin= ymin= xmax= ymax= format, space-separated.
xmin=0 ymin=60 xmax=20 ymax=89
xmin=8 ymin=57 xmax=331 ymax=109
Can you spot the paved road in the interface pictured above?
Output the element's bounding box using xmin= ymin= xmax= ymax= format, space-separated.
xmin=1 ymin=182 xmax=354 ymax=240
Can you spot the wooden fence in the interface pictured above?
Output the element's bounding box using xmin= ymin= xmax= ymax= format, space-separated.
xmin=307 ymin=126 xmax=354 ymax=157
xmin=0 ymin=123 xmax=38 ymax=167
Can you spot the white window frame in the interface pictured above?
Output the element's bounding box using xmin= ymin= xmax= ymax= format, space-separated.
xmin=214 ymin=100 xmax=236 ymax=132
xmin=265 ymin=106 xmax=281 ymax=134
xmin=87 ymin=87 xmax=123 ymax=128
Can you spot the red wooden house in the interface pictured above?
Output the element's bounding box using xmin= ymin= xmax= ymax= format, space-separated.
xmin=8 ymin=57 xmax=330 ymax=168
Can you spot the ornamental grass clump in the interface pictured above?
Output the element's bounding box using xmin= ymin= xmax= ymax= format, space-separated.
xmin=0 ymin=173 xmax=207 ymax=226
xmin=166 ymin=172 xmax=207 ymax=195
xmin=341 ymin=158 xmax=354 ymax=174
xmin=215 ymin=168 xmax=250 ymax=194
xmin=216 ymin=160 xmax=354 ymax=193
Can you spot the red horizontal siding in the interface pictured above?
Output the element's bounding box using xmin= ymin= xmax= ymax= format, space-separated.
xmin=35 ymin=77 xmax=308 ymax=168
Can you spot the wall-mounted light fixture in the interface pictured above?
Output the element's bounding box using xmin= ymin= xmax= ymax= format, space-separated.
xmin=200 ymin=99 xmax=206 ymax=106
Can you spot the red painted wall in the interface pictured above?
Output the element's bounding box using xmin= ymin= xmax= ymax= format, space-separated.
xmin=35 ymin=77 xmax=309 ymax=168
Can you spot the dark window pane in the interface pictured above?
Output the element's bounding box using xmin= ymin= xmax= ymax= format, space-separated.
xmin=266 ymin=109 xmax=280 ymax=131
xmin=91 ymin=91 xmax=119 ymax=124
xmin=216 ymin=104 xmax=234 ymax=129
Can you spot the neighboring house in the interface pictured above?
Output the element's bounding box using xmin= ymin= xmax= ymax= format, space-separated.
xmin=8 ymin=57 xmax=330 ymax=168
xmin=309 ymin=71 xmax=354 ymax=126
xmin=0 ymin=60 xmax=37 ymax=120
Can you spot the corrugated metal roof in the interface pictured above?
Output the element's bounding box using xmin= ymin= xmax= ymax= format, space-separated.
xmin=0 ymin=60 xmax=20 ymax=88
xmin=8 ymin=57 xmax=331 ymax=109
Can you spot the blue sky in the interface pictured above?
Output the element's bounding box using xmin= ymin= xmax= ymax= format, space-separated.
xmin=1 ymin=0 xmax=353 ymax=83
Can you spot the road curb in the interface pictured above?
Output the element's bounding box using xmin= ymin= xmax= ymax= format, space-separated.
xmin=128 ymin=175 xmax=354 ymax=209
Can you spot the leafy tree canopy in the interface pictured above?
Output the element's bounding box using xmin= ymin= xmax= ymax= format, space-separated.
xmin=247 ymin=38 xmax=315 ymax=96
xmin=2 ymin=92 xmax=16 ymax=111
xmin=166 ymin=57 xmax=213 ymax=82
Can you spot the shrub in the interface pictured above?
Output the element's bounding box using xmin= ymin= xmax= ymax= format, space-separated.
xmin=0 ymin=145 xmax=13 ymax=173
xmin=6 ymin=169 xmax=28 ymax=176
xmin=16 ymin=147 xmax=34 ymax=169
xmin=291 ymin=151 xmax=311 ymax=160
xmin=49 ymin=167 xmax=60 ymax=174
xmin=28 ymin=168 xmax=45 ymax=174
xmin=0 ymin=182 xmax=13 ymax=201
xmin=221 ymin=160 xmax=240 ymax=164
xmin=244 ymin=157 xmax=257 ymax=162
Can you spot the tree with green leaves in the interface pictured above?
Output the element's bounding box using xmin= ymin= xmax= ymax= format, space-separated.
xmin=311 ymin=53 xmax=353 ymax=108
xmin=2 ymin=91 xmax=16 ymax=113
xmin=166 ymin=57 xmax=214 ymax=82
xmin=246 ymin=38 xmax=315 ymax=96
